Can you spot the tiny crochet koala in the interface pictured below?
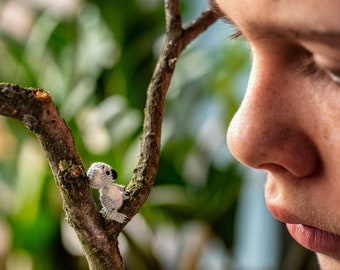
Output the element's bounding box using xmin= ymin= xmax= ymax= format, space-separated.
xmin=87 ymin=162 xmax=130 ymax=223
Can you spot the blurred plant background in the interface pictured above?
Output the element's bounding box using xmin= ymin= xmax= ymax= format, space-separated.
xmin=0 ymin=0 xmax=318 ymax=269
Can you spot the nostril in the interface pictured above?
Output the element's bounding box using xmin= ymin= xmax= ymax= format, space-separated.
xmin=227 ymin=115 xmax=319 ymax=178
xmin=254 ymin=136 xmax=319 ymax=178
xmin=258 ymin=163 xmax=286 ymax=174
xmin=226 ymin=72 xmax=320 ymax=179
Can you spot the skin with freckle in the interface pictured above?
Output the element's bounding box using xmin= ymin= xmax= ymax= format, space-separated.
xmin=211 ymin=0 xmax=340 ymax=268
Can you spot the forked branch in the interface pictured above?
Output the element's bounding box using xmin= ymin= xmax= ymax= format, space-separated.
xmin=124 ymin=3 xmax=219 ymax=219
xmin=0 ymin=2 xmax=220 ymax=269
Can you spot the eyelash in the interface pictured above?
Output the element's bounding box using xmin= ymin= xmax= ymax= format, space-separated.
xmin=301 ymin=58 xmax=340 ymax=85
xmin=222 ymin=17 xmax=244 ymax=41
xmin=223 ymin=23 xmax=340 ymax=86
xmin=301 ymin=60 xmax=322 ymax=77
xmin=230 ymin=28 xmax=243 ymax=40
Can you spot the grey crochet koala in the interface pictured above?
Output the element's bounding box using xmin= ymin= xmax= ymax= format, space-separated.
xmin=87 ymin=162 xmax=130 ymax=223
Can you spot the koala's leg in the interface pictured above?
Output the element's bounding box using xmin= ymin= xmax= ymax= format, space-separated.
xmin=102 ymin=209 xmax=128 ymax=223
xmin=100 ymin=194 xmax=127 ymax=223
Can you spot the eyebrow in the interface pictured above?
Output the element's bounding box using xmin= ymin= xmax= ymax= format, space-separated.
xmin=207 ymin=0 xmax=243 ymax=39
xmin=207 ymin=0 xmax=234 ymax=25
xmin=207 ymin=0 xmax=340 ymax=45
xmin=249 ymin=24 xmax=340 ymax=46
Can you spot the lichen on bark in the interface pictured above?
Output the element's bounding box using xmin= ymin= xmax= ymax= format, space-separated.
xmin=0 ymin=2 xmax=220 ymax=269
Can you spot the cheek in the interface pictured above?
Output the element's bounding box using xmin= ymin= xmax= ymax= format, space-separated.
xmin=310 ymin=92 xmax=340 ymax=179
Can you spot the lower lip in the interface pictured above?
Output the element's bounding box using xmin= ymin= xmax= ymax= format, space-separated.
xmin=287 ymin=224 xmax=340 ymax=255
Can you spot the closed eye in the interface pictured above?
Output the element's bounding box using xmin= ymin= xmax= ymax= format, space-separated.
xmin=325 ymin=69 xmax=340 ymax=83
xmin=300 ymin=56 xmax=340 ymax=85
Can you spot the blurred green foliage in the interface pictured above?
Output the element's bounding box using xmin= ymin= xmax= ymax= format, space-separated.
xmin=0 ymin=0 xmax=251 ymax=269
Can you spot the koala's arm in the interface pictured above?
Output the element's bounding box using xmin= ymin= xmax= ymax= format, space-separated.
xmin=100 ymin=193 xmax=128 ymax=223
xmin=113 ymin=184 xmax=130 ymax=200
xmin=113 ymin=183 xmax=126 ymax=192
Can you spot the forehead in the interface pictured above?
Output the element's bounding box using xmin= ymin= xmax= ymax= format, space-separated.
xmin=215 ymin=0 xmax=340 ymax=35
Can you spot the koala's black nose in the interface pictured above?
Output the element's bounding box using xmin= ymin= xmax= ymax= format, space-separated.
xmin=111 ymin=169 xmax=118 ymax=179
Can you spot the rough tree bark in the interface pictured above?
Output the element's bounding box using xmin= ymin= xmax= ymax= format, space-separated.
xmin=0 ymin=1 xmax=221 ymax=269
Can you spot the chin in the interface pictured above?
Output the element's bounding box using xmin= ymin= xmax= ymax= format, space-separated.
xmin=317 ymin=253 xmax=340 ymax=270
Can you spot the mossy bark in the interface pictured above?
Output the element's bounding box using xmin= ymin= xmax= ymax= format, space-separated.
xmin=0 ymin=2 xmax=220 ymax=269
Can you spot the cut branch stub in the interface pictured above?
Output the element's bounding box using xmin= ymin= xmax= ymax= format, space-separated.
xmin=0 ymin=83 xmax=79 ymax=169
xmin=0 ymin=83 xmax=123 ymax=270
xmin=0 ymin=4 xmax=221 ymax=270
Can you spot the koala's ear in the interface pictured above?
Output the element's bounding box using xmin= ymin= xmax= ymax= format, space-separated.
xmin=111 ymin=169 xmax=118 ymax=180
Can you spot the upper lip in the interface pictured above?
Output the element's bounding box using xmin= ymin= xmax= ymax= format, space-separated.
xmin=267 ymin=204 xmax=307 ymax=225
xmin=269 ymin=205 xmax=340 ymax=239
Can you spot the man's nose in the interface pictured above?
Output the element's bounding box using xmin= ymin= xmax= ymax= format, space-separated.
xmin=226 ymin=61 xmax=319 ymax=178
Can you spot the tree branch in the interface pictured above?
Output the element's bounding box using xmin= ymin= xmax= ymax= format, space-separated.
xmin=123 ymin=7 xmax=220 ymax=218
xmin=0 ymin=3 xmax=221 ymax=270
xmin=181 ymin=8 xmax=219 ymax=50
xmin=165 ymin=0 xmax=182 ymax=34
xmin=0 ymin=83 xmax=123 ymax=270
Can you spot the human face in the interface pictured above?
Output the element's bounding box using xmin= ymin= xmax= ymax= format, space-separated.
xmin=211 ymin=0 xmax=340 ymax=267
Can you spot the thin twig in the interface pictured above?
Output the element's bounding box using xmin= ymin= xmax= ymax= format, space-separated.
xmin=165 ymin=0 xmax=182 ymax=34
xmin=0 ymin=3 xmax=221 ymax=270
xmin=181 ymin=8 xmax=219 ymax=51
xmin=124 ymin=6 xmax=221 ymax=218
